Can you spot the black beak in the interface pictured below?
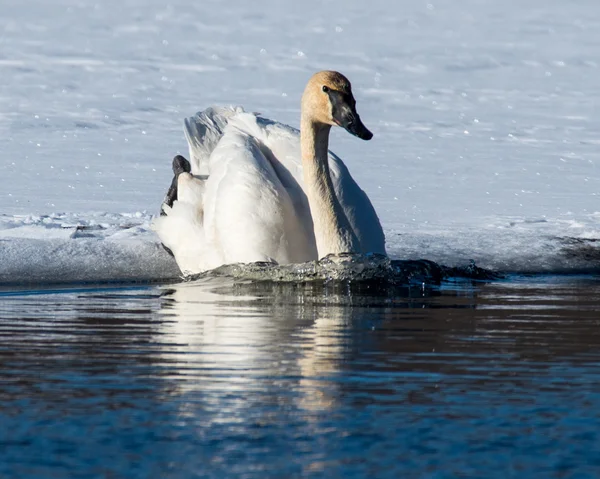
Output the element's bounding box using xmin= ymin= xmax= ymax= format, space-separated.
xmin=327 ymin=89 xmax=373 ymax=141
xmin=340 ymin=113 xmax=373 ymax=141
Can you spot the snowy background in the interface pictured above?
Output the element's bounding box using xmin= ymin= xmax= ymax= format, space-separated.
xmin=2 ymin=0 xmax=600 ymax=283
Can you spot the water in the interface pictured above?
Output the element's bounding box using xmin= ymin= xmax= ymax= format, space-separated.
xmin=2 ymin=276 xmax=600 ymax=478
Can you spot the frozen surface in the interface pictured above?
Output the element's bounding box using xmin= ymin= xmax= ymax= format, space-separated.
xmin=2 ymin=0 xmax=600 ymax=282
xmin=0 ymin=213 xmax=179 ymax=284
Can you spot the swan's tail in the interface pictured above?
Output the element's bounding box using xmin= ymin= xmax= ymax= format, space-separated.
xmin=153 ymin=171 xmax=207 ymax=275
xmin=184 ymin=106 xmax=243 ymax=175
xmin=158 ymin=154 xmax=197 ymax=260
xmin=161 ymin=155 xmax=192 ymax=216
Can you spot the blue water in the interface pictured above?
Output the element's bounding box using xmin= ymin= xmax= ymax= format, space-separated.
xmin=1 ymin=276 xmax=600 ymax=478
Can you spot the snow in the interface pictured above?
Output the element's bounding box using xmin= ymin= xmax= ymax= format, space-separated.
xmin=2 ymin=0 xmax=600 ymax=284
xmin=0 ymin=213 xmax=179 ymax=284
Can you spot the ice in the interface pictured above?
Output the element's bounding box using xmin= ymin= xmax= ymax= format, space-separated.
xmin=1 ymin=0 xmax=600 ymax=284
xmin=0 ymin=213 xmax=179 ymax=285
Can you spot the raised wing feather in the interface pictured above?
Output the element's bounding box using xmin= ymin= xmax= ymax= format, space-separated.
xmin=183 ymin=106 xmax=242 ymax=175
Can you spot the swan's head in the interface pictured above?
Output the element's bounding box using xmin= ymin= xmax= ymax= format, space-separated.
xmin=302 ymin=71 xmax=373 ymax=141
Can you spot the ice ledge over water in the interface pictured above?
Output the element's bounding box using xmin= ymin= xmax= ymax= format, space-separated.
xmin=1 ymin=212 xmax=600 ymax=287
xmin=0 ymin=212 xmax=180 ymax=286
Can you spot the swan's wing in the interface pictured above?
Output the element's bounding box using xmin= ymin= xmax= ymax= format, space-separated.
xmin=230 ymin=113 xmax=304 ymax=183
xmin=328 ymin=151 xmax=387 ymax=255
xmin=203 ymin=123 xmax=316 ymax=265
xmin=183 ymin=106 xmax=243 ymax=175
xmin=157 ymin=110 xmax=317 ymax=275
xmin=222 ymin=113 xmax=315 ymax=240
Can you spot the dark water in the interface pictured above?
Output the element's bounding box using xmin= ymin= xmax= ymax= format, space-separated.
xmin=1 ymin=276 xmax=600 ymax=478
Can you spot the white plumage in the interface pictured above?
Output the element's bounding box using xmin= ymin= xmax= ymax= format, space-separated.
xmin=153 ymin=72 xmax=386 ymax=275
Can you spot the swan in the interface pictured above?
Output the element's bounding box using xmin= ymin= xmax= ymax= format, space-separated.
xmin=153 ymin=71 xmax=386 ymax=275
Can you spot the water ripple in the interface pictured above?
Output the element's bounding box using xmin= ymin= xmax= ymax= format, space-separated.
xmin=1 ymin=277 xmax=600 ymax=477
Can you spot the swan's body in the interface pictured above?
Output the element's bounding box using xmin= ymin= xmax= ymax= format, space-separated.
xmin=153 ymin=71 xmax=386 ymax=275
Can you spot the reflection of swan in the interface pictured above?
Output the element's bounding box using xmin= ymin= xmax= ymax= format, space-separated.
xmin=153 ymin=71 xmax=386 ymax=275
xmin=160 ymin=280 xmax=271 ymax=397
xmin=158 ymin=280 xmax=351 ymax=412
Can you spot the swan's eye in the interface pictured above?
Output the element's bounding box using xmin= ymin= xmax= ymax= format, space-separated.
xmin=322 ymin=85 xmax=330 ymax=93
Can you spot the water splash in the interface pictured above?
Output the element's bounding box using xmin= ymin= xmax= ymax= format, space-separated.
xmin=188 ymin=253 xmax=500 ymax=285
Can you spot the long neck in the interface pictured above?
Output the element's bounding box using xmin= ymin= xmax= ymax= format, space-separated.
xmin=301 ymin=114 xmax=359 ymax=258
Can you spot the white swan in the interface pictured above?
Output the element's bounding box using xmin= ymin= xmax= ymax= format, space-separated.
xmin=153 ymin=71 xmax=386 ymax=275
